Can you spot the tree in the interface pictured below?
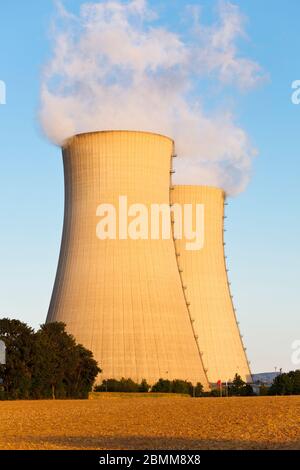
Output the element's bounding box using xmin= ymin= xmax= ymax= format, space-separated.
xmin=268 ymin=373 xmax=294 ymax=396
xmin=291 ymin=370 xmax=300 ymax=394
xmin=150 ymin=378 xmax=202 ymax=396
xmin=118 ymin=378 xmax=140 ymax=392
xmin=229 ymin=374 xmax=246 ymax=396
xmin=171 ymin=379 xmax=193 ymax=395
xmin=139 ymin=379 xmax=150 ymax=392
xmin=0 ymin=319 xmax=100 ymax=400
xmin=227 ymin=374 xmax=255 ymax=396
xmin=64 ymin=344 xmax=101 ymax=398
xmin=241 ymin=384 xmax=255 ymax=396
xmin=94 ymin=378 xmax=145 ymax=393
xmin=151 ymin=378 xmax=173 ymax=393
xmin=33 ymin=322 xmax=101 ymax=399
xmin=194 ymin=382 xmax=204 ymax=397
xmin=0 ymin=319 xmax=35 ymax=399
xmin=33 ymin=322 xmax=78 ymax=399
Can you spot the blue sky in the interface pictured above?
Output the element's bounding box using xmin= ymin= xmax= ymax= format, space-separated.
xmin=0 ymin=0 xmax=299 ymax=373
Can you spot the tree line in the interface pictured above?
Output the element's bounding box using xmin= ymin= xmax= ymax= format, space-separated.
xmin=94 ymin=373 xmax=300 ymax=396
xmin=1 ymin=318 xmax=299 ymax=399
xmin=95 ymin=377 xmax=205 ymax=396
xmin=95 ymin=374 xmax=256 ymax=396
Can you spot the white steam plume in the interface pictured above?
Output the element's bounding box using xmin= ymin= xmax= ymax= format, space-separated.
xmin=40 ymin=0 xmax=264 ymax=195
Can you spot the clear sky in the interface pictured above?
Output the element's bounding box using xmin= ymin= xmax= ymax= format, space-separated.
xmin=0 ymin=0 xmax=299 ymax=373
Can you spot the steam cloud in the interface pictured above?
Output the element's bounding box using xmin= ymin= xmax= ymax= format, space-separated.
xmin=40 ymin=0 xmax=264 ymax=195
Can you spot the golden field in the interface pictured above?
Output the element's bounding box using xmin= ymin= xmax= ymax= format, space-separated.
xmin=0 ymin=395 xmax=299 ymax=450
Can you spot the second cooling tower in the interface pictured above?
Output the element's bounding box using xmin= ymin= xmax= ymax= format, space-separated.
xmin=47 ymin=131 xmax=209 ymax=388
xmin=171 ymin=186 xmax=251 ymax=383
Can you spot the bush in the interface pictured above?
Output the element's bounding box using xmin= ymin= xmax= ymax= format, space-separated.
xmin=151 ymin=378 xmax=173 ymax=393
xmin=259 ymin=384 xmax=269 ymax=396
xmin=139 ymin=379 xmax=150 ymax=392
xmin=194 ymin=382 xmax=204 ymax=397
xmin=151 ymin=379 xmax=204 ymax=396
xmin=208 ymin=389 xmax=219 ymax=397
xmin=170 ymin=379 xmax=192 ymax=395
xmin=94 ymin=378 xmax=150 ymax=393
xmin=94 ymin=378 xmax=204 ymax=396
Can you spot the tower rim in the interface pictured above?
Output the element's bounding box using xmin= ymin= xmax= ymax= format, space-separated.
xmin=62 ymin=130 xmax=174 ymax=149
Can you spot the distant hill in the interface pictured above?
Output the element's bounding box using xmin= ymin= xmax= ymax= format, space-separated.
xmin=252 ymin=372 xmax=280 ymax=384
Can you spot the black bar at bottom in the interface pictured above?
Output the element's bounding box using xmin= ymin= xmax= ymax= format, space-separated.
xmin=0 ymin=450 xmax=298 ymax=467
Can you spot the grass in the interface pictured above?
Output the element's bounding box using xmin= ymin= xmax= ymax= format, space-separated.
xmin=0 ymin=395 xmax=299 ymax=450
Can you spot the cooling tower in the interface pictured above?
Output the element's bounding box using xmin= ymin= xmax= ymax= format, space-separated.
xmin=172 ymin=185 xmax=252 ymax=383
xmin=47 ymin=131 xmax=209 ymax=388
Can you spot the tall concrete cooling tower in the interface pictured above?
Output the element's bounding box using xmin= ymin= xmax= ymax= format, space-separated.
xmin=172 ymin=185 xmax=251 ymax=383
xmin=47 ymin=131 xmax=209 ymax=388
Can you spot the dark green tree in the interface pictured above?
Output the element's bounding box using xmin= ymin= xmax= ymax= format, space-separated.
xmin=95 ymin=378 xmax=143 ymax=393
xmin=0 ymin=319 xmax=100 ymax=400
xmin=240 ymin=383 xmax=256 ymax=396
xmin=209 ymin=389 xmax=220 ymax=397
xmin=151 ymin=378 xmax=173 ymax=393
xmin=139 ymin=379 xmax=150 ymax=392
xmin=151 ymin=378 xmax=202 ymax=395
xmin=0 ymin=319 xmax=35 ymax=399
xmin=118 ymin=378 xmax=140 ymax=392
xmin=291 ymin=370 xmax=300 ymax=394
xmin=268 ymin=373 xmax=294 ymax=396
xmin=229 ymin=374 xmax=246 ymax=396
xmin=32 ymin=322 xmax=77 ymax=399
xmin=64 ymin=344 xmax=101 ymax=398
xmin=194 ymin=382 xmax=204 ymax=397
xmin=33 ymin=322 xmax=101 ymax=399
xmin=171 ymin=379 xmax=193 ymax=395
xmin=95 ymin=379 xmax=118 ymax=392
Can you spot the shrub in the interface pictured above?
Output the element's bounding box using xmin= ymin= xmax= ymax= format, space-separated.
xmin=151 ymin=379 xmax=204 ymax=396
xmin=139 ymin=379 xmax=150 ymax=392
xmin=151 ymin=378 xmax=173 ymax=393
xmin=94 ymin=378 xmax=150 ymax=393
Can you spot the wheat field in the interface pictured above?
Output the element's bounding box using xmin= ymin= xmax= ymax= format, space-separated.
xmin=0 ymin=395 xmax=299 ymax=450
